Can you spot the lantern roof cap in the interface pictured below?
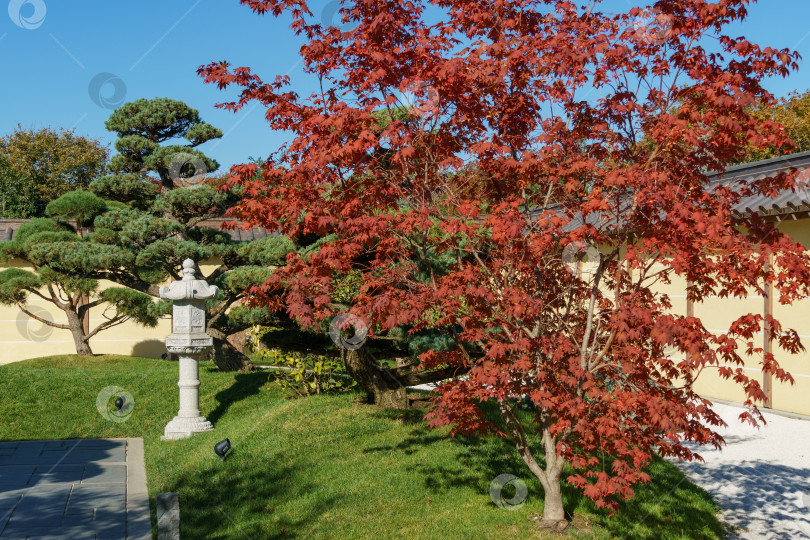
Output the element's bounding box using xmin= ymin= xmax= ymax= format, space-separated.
xmin=159 ymin=259 xmax=219 ymax=301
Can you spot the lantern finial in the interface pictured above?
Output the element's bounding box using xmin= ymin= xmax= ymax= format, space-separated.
xmin=182 ymin=259 xmax=196 ymax=280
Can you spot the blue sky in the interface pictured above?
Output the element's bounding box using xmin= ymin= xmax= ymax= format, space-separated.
xmin=1 ymin=0 xmax=809 ymax=173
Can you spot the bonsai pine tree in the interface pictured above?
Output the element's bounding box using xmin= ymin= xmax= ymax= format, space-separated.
xmin=79 ymin=98 xmax=297 ymax=371
xmin=200 ymin=0 xmax=810 ymax=527
xmin=0 ymin=195 xmax=163 ymax=356
xmin=86 ymin=184 xmax=296 ymax=372
xmin=104 ymin=97 xmax=220 ymax=190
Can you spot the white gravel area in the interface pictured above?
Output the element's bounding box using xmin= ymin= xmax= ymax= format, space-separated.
xmin=670 ymin=400 xmax=810 ymax=539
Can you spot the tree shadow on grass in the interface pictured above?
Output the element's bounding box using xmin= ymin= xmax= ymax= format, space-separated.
xmin=366 ymin=401 xmax=587 ymax=513
xmin=420 ymin=433 xmax=581 ymax=501
xmin=362 ymin=431 xmax=448 ymax=456
xmin=161 ymin=458 xmax=342 ymax=539
xmin=363 ymin=401 xmax=725 ymax=539
xmin=373 ymin=407 xmax=429 ymax=426
xmin=205 ymin=370 xmax=274 ymax=425
xmin=595 ymin=454 xmax=725 ymax=539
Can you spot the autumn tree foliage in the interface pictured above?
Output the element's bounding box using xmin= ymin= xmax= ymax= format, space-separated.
xmin=0 ymin=126 xmax=109 ymax=217
xmin=200 ymin=0 xmax=810 ymax=525
xmin=744 ymin=89 xmax=810 ymax=162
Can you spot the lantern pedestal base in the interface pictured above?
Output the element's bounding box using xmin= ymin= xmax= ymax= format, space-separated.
xmin=161 ymin=415 xmax=214 ymax=441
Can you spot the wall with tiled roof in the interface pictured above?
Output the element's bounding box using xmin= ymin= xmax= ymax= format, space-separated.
xmin=711 ymin=149 xmax=810 ymax=219
xmin=2 ymin=155 xmax=810 ymax=415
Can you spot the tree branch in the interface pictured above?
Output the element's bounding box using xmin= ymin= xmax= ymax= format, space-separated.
xmin=18 ymin=305 xmax=70 ymax=330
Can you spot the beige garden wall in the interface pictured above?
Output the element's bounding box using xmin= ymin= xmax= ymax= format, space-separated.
xmin=767 ymin=220 xmax=810 ymax=415
xmin=645 ymin=218 xmax=810 ymax=416
xmin=3 ymin=238 xmax=809 ymax=415
xmin=0 ymin=259 xmax=221 ymax=365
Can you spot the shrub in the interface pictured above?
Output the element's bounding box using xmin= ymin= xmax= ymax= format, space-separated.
xmin=256 ymin=348 xmax=355 ymax=398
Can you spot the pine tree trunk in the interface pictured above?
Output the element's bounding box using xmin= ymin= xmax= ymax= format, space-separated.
xmin=340 ymin=346 xmax=408 ymax=409
xmin=211 ymin=335 xmax=255 ymax=372
xmin=66 ymin=309 xmax=93 ymax=356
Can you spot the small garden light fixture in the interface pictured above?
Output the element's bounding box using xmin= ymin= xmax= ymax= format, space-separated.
xmin=214 ymin=439 xmax=231 ymax=461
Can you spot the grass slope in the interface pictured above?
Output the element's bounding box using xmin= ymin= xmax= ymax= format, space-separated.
xmin=0 ymin=355 xmax=724 ymax=539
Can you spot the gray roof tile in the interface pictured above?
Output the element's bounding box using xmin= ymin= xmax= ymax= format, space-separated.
xmin=709 ymin=150 xmax=810 ymax=218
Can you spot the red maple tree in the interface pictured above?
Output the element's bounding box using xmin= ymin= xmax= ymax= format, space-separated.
xmin=200 ymin=0 xmax=809 ymax=526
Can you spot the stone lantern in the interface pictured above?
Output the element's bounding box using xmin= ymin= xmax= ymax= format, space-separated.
xmin=159 ymin=259 xmax=219 ymax=440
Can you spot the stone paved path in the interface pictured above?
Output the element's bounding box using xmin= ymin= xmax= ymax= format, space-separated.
xmin=672 ymin=401 xmax=810 ymax=539
xmin=0 ymin=438 xmax=151 ymax=539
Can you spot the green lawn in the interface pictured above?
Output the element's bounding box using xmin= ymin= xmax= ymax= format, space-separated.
xmin=0 ymin=355 xmax=725 ymax=539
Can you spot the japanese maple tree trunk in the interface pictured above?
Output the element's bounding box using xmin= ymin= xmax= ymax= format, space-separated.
xmin=340 ymin=345 xmax=408 ymax=409
xmin=521 ymin=431 xmax=567 ymax=525
xmin=499 ymin=400 xmax=567 ymax=525
xmin=66 ymin=309 xmax=93 ymax=356
xmin=536 ymin=466 xmax=565 ymax=524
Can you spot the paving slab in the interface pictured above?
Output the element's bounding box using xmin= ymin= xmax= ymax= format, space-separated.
xmin=670 ymin=401 xmax=810 ymax=539
xmin=0 ymin=438 xmax=151 ymax=539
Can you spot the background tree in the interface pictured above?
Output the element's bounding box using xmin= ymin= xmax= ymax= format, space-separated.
xmin=200 ymin=0 xmax=809 ymax=528
xmin=0 ymin=126 xmax=108 ymax=217
xmin=0 ymin=155 xmax=38 ymax=219
xmin=0 ymin=210 xmax=163 ymax=356
xmin=744 ymin=89 xmax=810 ymax=162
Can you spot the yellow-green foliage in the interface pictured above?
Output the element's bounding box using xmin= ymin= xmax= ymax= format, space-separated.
xmin=332 ymin=269 xmax=363 ymax=303
xmin=745 ymin=89 xmax=810 ymax=161
xmin=0 ymin=125 xmax=109 ymax=216
xmin=256 ymin=348 xmax=355 ymax=398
